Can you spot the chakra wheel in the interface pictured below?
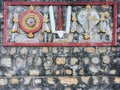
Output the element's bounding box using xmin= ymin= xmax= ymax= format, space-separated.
xmin=19 ymin=6 xmax=43 ymax=38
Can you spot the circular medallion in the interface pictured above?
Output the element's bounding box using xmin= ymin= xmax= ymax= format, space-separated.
xmin=19 ymin=10 xmax=42 ymax=33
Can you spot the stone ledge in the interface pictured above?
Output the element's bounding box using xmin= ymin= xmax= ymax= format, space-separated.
xmin=0 ymin=76 xmax=119 ymax=85
xmin=0 ymin=76 xmax=119 ymax=89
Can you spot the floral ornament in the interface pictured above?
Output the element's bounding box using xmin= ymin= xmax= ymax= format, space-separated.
xmin=19 ymin=6 xmax=43 ymax=38
xmin=77 ymin=5 xmax=100 ymax=40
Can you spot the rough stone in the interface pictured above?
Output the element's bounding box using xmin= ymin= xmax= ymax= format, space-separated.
xmin=16 ymin=57 xmax=25 ymax=68
xmin=83 ymin=57 xmax=89 ymax=65
xmin=118 ymin=14 xmax=120 ymax=18
xmin=66 ymin=69 xmax=72 ymax=75
xmin=114 ymin=77 xmax=120 ymax=84
xmin=32 ymin=48 xmax=38 ymax=55
xmin=47 ymin=78 xmax=55 ymax=84
xmin=44 ymin=67 xmax=51 ymax=71
xmin=5 ymin=70 xmax=15 ymax=77
xmin=24 ymin=77 xmax=32 ymax=85
xmin=93 ymin=76 xmax=98 ymax=85
xmin=111 ymin=47 xmax=117 ymax=52
xmin=64 ymin=87 xmax=71 ymax=90
xmin=44 ymin=59 xmax=52 ymax=67
xmin=91 ymin=57 xmax=100 ymax=64
xmin=27 ymin=56 xmax=33 ymax=66
xmin=118 ymin=34 xmax=120 ymax=40
xmin=30 ymin=88 xmax=42 ymax=90
xmin=29 ymin=70 xmax=40 ymax=76
xmin=1 ymin=47 xmax=7 ymax=54
xmin=0 ymin=13 xmax=3 ymax=18
xmin=0 ymin=78 xmax=8 ymax=85
xmin=10 ymin=78 xmax=19 ymax=84
xmin=58 ymin=77 xmax=78 ymax=85
xmin=46 ymin=69 xmax=52 ymax=75
xmin=110 ymin=70 xmax=116 ymax=74
xmin=41 ymin=47 xmax=49 ymax=53
xmin=9 ymin=47 xmax=16 ymax=55
xmin=84 ymin=47 xmax=95 ymax=54
xmin=102 ymin=55 xmax=110 ymax=64
xmin=34 ymin=79 xmax=41 ymax=84
xmin=20 ymin=47 xmax=28 ymax=55
xmin=81 ymin=77 xmax=90 ymax=84
xmin=98 ymin=47 xmax=106 ymax=53
xmin=52 ymin=47 xmax=58 ymax=53
xmin=102 ymin=77 xmax=109 ymax=84
xmin=55 ymin=70 xmax=60 ymax=75
xmin=56 ymin=57 xmax=65 ymax=65
xmin=89 ymin=65 xmax=99 ymax=73
xmin=70 ymin=57 xmax=78 ymax=65
xmin=63 ymin=47 xmax=69 ymax=53
xmin=35 ymin=57 xmax=42 ymax=66
xmin=79 ymin=69 xmax=84 ymax=75
xmin=1 ymin=57 xmax=12 ymax=67
xmin=73 ymin=47 xmax=80 ymax=53
xmin=1 ymin=24 xmax=3 ymax=29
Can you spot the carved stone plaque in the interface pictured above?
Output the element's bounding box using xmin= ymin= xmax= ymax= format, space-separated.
xmin=4 ymin=2 xmax=117 ymax=46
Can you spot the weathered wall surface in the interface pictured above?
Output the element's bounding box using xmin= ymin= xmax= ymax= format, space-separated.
xmin=0 ymin=0 xmax=120 ymax=90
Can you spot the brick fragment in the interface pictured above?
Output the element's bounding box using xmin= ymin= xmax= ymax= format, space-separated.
xmin=58 ymin=77 xmax=78 ymax=85
xmin=10 ymin=78 xmax=19 ymax=84
xmin=114 ymin=77 xmax=120 ymax=84
xmin=84 ymin=47 xmax=95 ymax=54
xmin=56 ymin=57 xmax=65 ymax=65
xmin=0 ymin=78 xmax=8 ymax=86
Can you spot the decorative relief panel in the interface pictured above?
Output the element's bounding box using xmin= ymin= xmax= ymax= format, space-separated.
xmin=4 ymin=2 xmax=117 ymax=46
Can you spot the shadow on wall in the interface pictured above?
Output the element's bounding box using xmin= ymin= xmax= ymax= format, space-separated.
xmin=0 ymin=0 xmax=3 ymax=10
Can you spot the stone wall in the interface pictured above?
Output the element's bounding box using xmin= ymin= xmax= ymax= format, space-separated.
xmin=0 ymin=0 xmax=120 ymax=90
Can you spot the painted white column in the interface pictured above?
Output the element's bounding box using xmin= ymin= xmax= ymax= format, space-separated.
xmin=49 ymin=6 xmax=56 ymax=33
xmin=66 ymin=6 xmax=72 ymax=33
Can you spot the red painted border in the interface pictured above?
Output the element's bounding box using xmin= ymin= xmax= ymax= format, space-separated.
xmin=4 ymin=1 xmax=117 ymax=47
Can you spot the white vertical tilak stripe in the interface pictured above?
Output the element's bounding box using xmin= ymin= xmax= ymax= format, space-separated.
xmin=66 ymin=6 xmax=72 ymax=33
xmin=49 ymin=6 xmax=56 ymax=33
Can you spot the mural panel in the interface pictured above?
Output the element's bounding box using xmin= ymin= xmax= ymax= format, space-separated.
xmin=4 ymin=2 xmax=117 ymax=46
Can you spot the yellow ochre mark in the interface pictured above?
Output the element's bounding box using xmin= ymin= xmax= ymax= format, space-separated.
xmin=29 ymin=6 xmax=34 ymax=11
xmin=84 ymin=34 xmax=90 ymax=40
xmin=28 ymin=33 xmax=34 ymax=38
xmin=86 ymin=5 xmax=91 ymax=9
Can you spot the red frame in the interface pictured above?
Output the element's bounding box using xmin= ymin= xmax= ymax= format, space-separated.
xmin=4 ymin=1 xmax=117 ymax=47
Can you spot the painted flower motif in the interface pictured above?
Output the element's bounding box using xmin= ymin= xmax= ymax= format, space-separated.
xmin=26 ymin=17 xmax=36 ymax=27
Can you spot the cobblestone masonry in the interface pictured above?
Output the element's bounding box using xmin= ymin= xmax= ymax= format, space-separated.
xmin=0 ymin=0 xmax=120 ymax=90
